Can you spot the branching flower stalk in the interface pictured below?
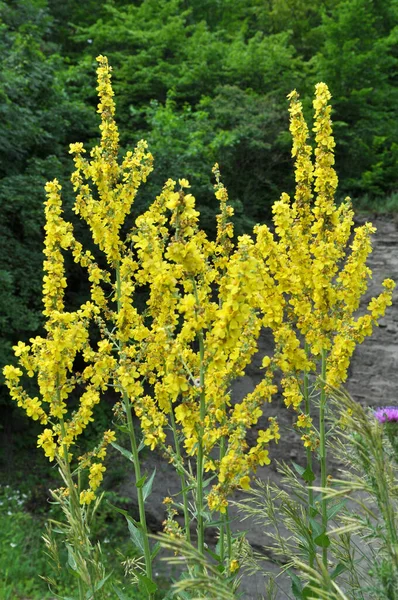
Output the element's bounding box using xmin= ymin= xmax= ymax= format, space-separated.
xmin=303 ymin=343 xmax=315 ymax=569
xmin=116 ymin=264 xmax=153 ymax=588
xmin=169 ymin=401 xmax=191 ymax=542
xmin=3 ymin=55 xmax=396 ymax=597
xmin=319 ymin=348 xmax=328 ymax=569
xmin=193 ymin=279 xmax=207 ymax=557
xmin=250 ymin=84 xmax=396 ymax=587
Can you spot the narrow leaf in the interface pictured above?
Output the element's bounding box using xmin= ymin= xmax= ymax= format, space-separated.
xmin=114 ymin=424 xmax=129 ymax=435
xmin=113 ymin=584 xmax=132 ymax=600
xmin=327 ymin=500 xmax=347 ymax=521
xmin=111 ymin=442 xmax=134 ymax=462
xmin=127 ymin=519 xmax=145 ymax=554
xmin=143 ymin=468 xmax=156 ymax=501
xmin=66 ymin=545 xmax=77 ymax=572
xmin=330 ymin=561 xmax=347 ymax=580
xmin=88 ymin=571 xmax=113 ymax=595
xmin=136 ymin=474 xmax=146 ymax=488
xmin=107 ymin=502 xmax=138 ymax=526
xmin=309 ymin=518 xmax=323 ymax=539
xmin=289 ymin=571 xmax=303 ymax=599
xmin=151 ymin=541 xmax=161 ymax=560
xmin=292 ymin=461 xmax=305 ymax=476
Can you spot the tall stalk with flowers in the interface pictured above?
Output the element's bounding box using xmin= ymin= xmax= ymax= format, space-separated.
xmin=3 ymin=56 xmax=396 ymax=599
xmin=236 ymin=84 xmax=395 ymax=596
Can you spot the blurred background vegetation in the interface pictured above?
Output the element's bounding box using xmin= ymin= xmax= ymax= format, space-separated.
xmin=0 ymin=0 xmax=397 ymax=475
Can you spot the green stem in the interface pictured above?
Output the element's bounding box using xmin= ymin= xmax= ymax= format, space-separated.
xmin=219 ymin=433 xmax=232 ymax=568
xmin=303 ymin=343 xmax=315 ymax=569
xmin=116 ymin=265 xmax=153 ymax=595
xmin=170 ymin=402 xmax=191 ymax=543
xmin=196 ymin=326 xmax=206 ymax=557
xmin=193 ymin=279 xmax=206 ymax=557
xmin=319 ymin=348 xmax=328 ymax=569
xmin=59 ymin=412 xmax=85 ymax=600
xmin=123 ymin=391 xmax=153 ymax=585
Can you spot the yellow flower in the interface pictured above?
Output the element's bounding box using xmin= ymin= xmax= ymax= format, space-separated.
xmin=239 ymin=476 xmax=251 ymax=490
xmin=230 ymin=559 xmax=240 ymax=573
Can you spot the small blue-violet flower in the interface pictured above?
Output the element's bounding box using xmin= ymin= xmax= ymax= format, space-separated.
xmin=374 ymin=406 xmax=398 ymax=423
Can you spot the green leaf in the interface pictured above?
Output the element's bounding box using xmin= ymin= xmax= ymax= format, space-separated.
xmin=302 ymin=586 xmax=315 ymax=599
xmin=137 ymin=438 xmax=146 ymax=453
xmin=143 ymin=468 xmax=156 ymax=501
xmin=114 ymin=424 xmax=129 ymax=435
xmin=289 ymin=571 xmax=303 ymax=599
xmin=314 ymin=532 xmax=330 ymax=548
xmin=137 ymin=574 xmax=158 ymax=595
xmin=330 ymin=562 xmax=347 ymax=580
xmin=302 ymin=466 xmax=315 ymax=483
xmin=202 ymin=475 xmax=216 ymax=488
xmin=66 ymin=545 xmax=78 ymax=572
xmin=106 ymin=502 xmax=144 ymax=554
xmin=112 ymin=584 xmax=132 ymax=600
xmin=292 ymin=461 xmax=305 ymax=476
xmin=84 ymin=571 xmax=113 ymax=598
xmin=127 ymin=519 xmax=145 ymax=554
xmin=107 ymin=502 xmax=137 ymax=523
xmin=151 ymin=541 xmax=161 ymax=560
xmin=309 ymin=518 xmax=323 ymax=539
xmin=111 ymin=441 xmax=134 ymax=463
xmin=327 ymin=500 xmax=347 ymax=521
xmin=136 ymin=474 xmax=147 ymax=488
xmin=205 ymin=546 xmax=222 ymax=563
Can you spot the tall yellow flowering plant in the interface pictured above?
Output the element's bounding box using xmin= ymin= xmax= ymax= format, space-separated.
xmin=3 ymin=55 xmax=395 ymax=599
xmin=256 ymin=84 xmax=395 ymax=580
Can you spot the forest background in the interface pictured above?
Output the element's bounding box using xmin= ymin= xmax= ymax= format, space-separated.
xmin=1 ymin=0 xmax=397 ymax=494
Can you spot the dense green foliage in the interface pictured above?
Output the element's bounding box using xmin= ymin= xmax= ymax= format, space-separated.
xmin=0 ymin=0 xmax=397 ymax=425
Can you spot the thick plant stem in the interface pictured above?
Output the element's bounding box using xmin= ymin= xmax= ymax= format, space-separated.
xmin=116 ymin=266 xmax=153 ymax=595
xmin=170 ymin=402 xmax=191 ymax=542
xmin=319 ymin=348 xmax=328 ymax=569
xmin=303 ymin=344 xmax=315 ymax=569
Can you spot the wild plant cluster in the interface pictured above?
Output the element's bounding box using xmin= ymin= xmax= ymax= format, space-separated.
xmin=3 ymin=56 xmax=397 ymax=600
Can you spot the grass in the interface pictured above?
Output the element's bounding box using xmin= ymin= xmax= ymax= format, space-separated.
xmin=0 ymin=482 xmax=171 ymax=600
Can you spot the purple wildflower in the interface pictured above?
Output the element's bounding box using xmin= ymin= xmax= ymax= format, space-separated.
xmin=374 ymin=406 xmax=398 ymax=423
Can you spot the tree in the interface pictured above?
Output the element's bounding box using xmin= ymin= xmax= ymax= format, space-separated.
xmin=313 ymin=0 xmax=398 ymax=196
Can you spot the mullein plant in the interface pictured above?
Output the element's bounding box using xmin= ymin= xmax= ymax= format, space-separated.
xmin=3 ymin=55 xmax=395 ymax=599
xmin=234 ymin=87 xmax=395 ymax=597
xmin=3 ymin=56 xmax=282 ymax=598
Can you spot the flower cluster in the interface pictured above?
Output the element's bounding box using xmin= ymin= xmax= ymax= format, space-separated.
xmin=257 ymin=83 xmax=395 ymax=449
xmin=3 ymin=56 xmax=395 ymax=521
xmin=374 ymin=407 xmax=398 ymax=424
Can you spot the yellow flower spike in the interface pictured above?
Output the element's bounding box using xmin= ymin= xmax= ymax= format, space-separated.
xmin=88 ymin=462 xmax=106 ymax=492
xmin=287 ymin=89 xmax=314 ymax=222
xmin=7 ymin=56 xmax=396 ymax=566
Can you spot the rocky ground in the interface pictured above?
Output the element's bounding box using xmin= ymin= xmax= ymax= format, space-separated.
xmin=114 ymin=216 xmax=398 ymax=599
